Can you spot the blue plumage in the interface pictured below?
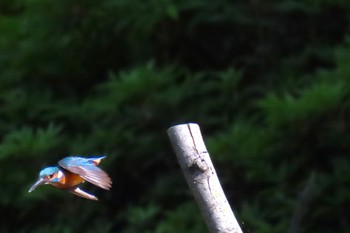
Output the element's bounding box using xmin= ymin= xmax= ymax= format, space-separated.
xmin=39 ymin=166 xmax=59 ymax=177
xmin=59 ymin=156 xmax=106 ymax=167
xmin=28 ymin=156 xmax=112 ymax=201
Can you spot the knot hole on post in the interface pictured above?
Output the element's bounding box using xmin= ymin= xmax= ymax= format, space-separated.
xmin=189 ymin=157 xmax=209 ymax=176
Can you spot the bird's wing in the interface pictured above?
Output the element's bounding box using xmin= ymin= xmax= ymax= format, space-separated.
xmin=58 ymin=157 xmax=112 ymax=190
xmin=70 ymin=187 xmax=98 ymax=201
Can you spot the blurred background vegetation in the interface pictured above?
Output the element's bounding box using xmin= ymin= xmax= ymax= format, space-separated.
xmin=0 ymin=0 xmax=349 ymax=232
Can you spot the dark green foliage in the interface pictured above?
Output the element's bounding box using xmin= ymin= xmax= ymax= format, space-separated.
xmin=0 ymin=0 xmax=350 ymax=232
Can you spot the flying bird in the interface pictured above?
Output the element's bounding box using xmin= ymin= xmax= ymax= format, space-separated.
xmin=28 ymin=156 xmax=112 ymax=201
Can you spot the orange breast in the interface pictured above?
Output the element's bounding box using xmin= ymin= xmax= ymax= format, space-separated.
xmin=51 ymin=170 xmax=84 ymax=189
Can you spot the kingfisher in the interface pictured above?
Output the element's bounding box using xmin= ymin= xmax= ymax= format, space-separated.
xmin=28 ymin=156 xmax=112 ymax=201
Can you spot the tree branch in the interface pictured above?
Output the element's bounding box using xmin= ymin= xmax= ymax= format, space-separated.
xmin=167 ymin=123 xmax=243 ymax=233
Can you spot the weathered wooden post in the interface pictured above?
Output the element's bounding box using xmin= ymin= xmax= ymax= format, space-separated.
xmin=167 ymin=123 xmax=243 ymax=233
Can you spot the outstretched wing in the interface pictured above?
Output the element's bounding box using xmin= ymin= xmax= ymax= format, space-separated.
xmin=58 ymin=156 xmax=112 ymax=190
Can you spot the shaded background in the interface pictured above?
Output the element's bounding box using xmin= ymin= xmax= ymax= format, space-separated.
xmin=0 ymin=0 xmax=350 ymax=232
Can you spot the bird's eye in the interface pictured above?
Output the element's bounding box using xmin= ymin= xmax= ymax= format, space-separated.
xmin=48 ymin=175 xmax=53 ymax=179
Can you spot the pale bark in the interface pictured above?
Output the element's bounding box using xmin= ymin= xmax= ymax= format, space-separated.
xmin=167 ymin=123 xmax=243 ymax=233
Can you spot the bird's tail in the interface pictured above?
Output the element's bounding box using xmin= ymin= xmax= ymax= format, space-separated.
xmin=90 ymin=156 xmax=107 ymax=165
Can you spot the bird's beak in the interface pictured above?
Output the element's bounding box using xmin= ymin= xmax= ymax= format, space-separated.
xmin=28 ymin=178 xmax=46 ymax=193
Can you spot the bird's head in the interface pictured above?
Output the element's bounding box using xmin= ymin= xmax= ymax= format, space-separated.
xmin=28 ymin=166 xmax=61 ymax=192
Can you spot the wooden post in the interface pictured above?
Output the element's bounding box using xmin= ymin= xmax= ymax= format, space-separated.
xmin=167 ymin=123 xmax=243 ymax=233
